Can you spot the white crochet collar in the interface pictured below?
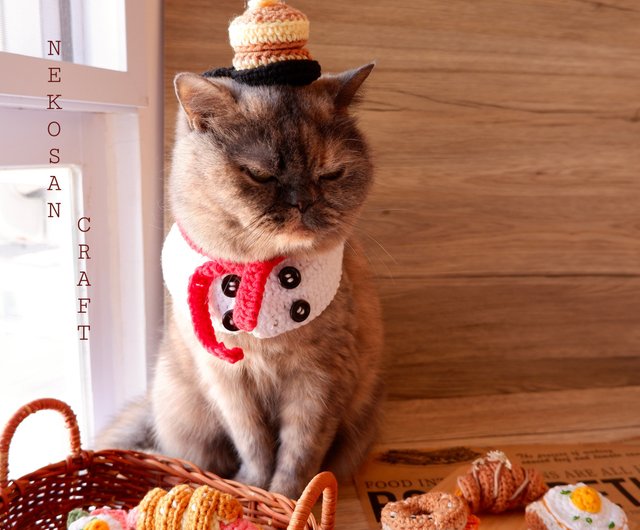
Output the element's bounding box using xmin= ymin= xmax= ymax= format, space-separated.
xmin=161 ymin=223 xmax=344 ymax=340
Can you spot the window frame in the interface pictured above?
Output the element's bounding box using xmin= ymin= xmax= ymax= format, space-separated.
xmin=0 ymin=0 xmax=147 ymax=111
xmin=0 ymin=0 xmax=163 ymax=444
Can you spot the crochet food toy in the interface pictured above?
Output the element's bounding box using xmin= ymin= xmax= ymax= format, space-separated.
xmin=525 ymin=483 xmax=629 ymax=530
xmin=163 ymin=0 xmax=348 ymax=364
xmin=67 ymin=508 xmax=133 ymax=530
xmin=456 ymin=450 xmax=548 ymax=514
xmin=135 ymin=484 xmax=249 ymax=530
xmin=67 ymin=484 xmax=259 ymax=530
xmin=205 ymin=0 xmax=321 ymax=86
xmin=381 ymin=491 xmax=480 ymax=530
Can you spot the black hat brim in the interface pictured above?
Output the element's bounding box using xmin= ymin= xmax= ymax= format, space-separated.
xmin=203 ymin=59 xmax=321 ymax=87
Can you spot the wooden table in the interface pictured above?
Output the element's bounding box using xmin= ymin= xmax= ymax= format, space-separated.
xmin=334 ymin=386 xmax=640 ymax=529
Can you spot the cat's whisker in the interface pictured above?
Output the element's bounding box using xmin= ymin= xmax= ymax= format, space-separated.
xmin=355 ymin=226 xmax=398 ymax=265
xmin=337 ymin=217 xmax=397 ymax=282
xmin=363 ymin=208 xmax=413 ymax=213
xmin=344 ymin=239 xmax=357 ymax=255
xmin=339 ymin=216 xmax=397 ymax=265
xmin=226 ymin=211 xmax=269 ymax=246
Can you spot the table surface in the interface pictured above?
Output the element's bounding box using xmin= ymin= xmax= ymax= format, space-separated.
xmin=334 ymin=385 xmax=640 ymax=529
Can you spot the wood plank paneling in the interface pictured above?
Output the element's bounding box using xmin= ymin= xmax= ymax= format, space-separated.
xmin=386 ymin=357 xmax=640 ymax=399
xmin=379 ymin=277 xmax=640 ymax=362
xmin=165 ymin=0 xmax=640 ymax=402
xmin=380 ymin=386 xmax=640 ymax=446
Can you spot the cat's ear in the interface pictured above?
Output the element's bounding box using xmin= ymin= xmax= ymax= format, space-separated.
xmin=174 ymin=72 xmax=238 ymax=131
xmin=316 ymin=63 xmax=375 ymax=109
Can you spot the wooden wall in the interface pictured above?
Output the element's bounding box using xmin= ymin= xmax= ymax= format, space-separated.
xmin=164 ymin=0 xmax=640 ymax=401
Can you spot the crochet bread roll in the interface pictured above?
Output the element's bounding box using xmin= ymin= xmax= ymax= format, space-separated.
xmin=135 ymin=484 xmax=243 ymax=530
xmin=456 ymin=450 xmax=548 ymax=514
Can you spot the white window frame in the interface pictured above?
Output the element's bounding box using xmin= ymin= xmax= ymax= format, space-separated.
xmin=0 ymin=0 xmax=163 ymax=442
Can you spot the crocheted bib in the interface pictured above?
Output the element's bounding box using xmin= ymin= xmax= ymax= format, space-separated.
xmin=162 ymin=223 xmax=344 ymax=363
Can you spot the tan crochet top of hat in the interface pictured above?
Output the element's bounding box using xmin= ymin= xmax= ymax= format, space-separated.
xmin=229 ymin=0 xmax=313 ymax=70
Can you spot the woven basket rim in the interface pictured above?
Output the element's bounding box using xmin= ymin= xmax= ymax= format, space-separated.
xmin=0 ymin=398 xmax=337 ymax=530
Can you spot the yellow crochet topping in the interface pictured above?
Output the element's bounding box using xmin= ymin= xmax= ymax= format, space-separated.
xmin=248 ymin=0 xmax=283 ymax=9
xmin=570 ymin=486 xmax=602 ymax=514
xmin=85 ymin=521 xmax=109 ymax=530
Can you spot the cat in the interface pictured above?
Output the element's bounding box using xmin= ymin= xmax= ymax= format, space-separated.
xmin=98 ymin=63 xmax=384 ymax=499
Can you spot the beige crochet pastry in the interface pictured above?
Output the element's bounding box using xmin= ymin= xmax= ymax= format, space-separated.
xmin=456 ymin=450 xmax=548 ymax=513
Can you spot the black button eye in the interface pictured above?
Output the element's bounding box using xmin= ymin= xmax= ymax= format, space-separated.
xmin=319 ymin=168 xmax=344 ymax=181
xmin=221 ymin=274 xmax=240 ymax=297
xmin=290 ymin=300 xmax=310 ymax=322
xmin=278 ymin=266 xmax=301 ymax=289
xmin=222 ymin=310 xmax=239 ymax=331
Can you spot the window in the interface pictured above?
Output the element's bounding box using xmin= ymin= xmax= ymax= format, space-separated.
xmin=0 ymin=0 xmax=162 ymax=478
xmin=0 ymin=165 xmax=90 ymax=477
xmin=0 ymin=0 xmax=127 ymax=70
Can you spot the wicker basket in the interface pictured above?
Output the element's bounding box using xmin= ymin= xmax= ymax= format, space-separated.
xmin=0 ymin=399 xmax=337 ymax=530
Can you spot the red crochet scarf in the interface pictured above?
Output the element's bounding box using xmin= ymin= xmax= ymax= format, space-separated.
xmin=179 ymin=224 xmax=283 ymax=364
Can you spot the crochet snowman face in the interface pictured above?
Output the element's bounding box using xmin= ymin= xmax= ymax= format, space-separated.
xmin=161 ymin=223 xmax=343 ymax=361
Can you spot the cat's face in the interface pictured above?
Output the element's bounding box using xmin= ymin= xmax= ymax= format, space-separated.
xmin=170 ymin=65 xmax=374 ymax=261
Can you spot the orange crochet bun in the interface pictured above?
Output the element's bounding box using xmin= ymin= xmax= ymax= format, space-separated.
xmin=456 ymin=450 xmax=548 ymax=514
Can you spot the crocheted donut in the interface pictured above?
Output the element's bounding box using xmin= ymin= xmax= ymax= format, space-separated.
xmin=456 ymin=450 xmax=548 ymax=514
xmin=381 ymin=491 xmax=470 ymax=530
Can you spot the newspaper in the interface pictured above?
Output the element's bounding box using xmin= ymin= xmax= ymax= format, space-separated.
xmin=354 ymin=444 xmax=640 ymax=530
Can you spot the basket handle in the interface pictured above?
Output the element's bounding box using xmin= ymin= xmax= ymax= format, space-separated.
xmin=0 ymin=398 xmax=82 ymax=488
xmin=287 ymin=471 xmax=338 ymax=530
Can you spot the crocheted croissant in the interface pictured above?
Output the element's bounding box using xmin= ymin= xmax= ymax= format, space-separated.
xmin=456 ymin=450 xmax=548 ymax=514
xmin=135 ymin=484 xmax=254 ymax=530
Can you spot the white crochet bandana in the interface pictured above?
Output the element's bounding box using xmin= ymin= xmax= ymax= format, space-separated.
xmin=162 ymin=224 xmax=344 ymax=359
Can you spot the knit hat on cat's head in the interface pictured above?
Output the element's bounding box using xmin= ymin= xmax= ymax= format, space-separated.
xmin=203 ymin=0 xmax=321 ymax=86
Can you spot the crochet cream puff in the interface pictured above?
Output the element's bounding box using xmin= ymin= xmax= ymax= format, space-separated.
xmin=204 ymin=0 xmax=321 ymax=86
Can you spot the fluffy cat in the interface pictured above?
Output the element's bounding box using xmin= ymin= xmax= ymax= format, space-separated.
xmin=98 ymin=63 xmax=384 ymax=498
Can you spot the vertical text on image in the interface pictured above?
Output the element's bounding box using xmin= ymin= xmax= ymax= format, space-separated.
xmin=45 ymin=39 xmax=92 ymax=342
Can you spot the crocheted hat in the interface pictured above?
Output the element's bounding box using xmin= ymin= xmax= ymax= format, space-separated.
xmin=204 ymin=0 xmax=321 ymax=86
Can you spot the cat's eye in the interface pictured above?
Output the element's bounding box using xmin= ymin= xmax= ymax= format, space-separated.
xmin=241 ymin=166 xmax=275 ymax=183
xmin=319 ymin=168 xmax=344 ymax=181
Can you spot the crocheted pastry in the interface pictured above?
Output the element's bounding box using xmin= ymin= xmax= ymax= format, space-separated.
xmin=456 ymin=450 xmax=548 ymax=514
xmin=525 ymin=483 xmax=629 ymax=530
xmin=67 ymin=508 xmax=133 ymax=530
xmin=381 ymin=491 xmax=474 ymax=530
xmin=134 ymin=484 xmax=253 ymax=530
xmin=205 ymin=0 xmax=321 ymax=86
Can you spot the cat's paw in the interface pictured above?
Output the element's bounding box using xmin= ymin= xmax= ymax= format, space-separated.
xmin=233 ymin=464 xmax=270 ymax=490
xmin=269 ymin=473 xmax=306 ymax=500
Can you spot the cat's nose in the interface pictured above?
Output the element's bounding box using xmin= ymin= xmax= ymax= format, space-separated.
xmin=284 ymin=189 xmax=314 ymax=213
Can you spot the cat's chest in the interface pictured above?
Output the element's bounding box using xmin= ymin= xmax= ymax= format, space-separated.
xmin=162 ymin=223 xmax=344 ymax=343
